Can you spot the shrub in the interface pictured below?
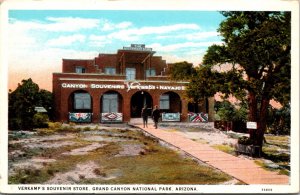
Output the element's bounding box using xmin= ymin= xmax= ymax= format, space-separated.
xmin=33 ymin=113 xmax=49 ymax=128
xmin=83 ymin=127 xmax=91 ymax=131
xmin=37 ymin=129 xmax=55 ymax=136
xmin=215 ymin=100 xmax=248 ymax=122
xmin=48 ymin=122 xmax=62 ymax=130
xmin=93 ymin=168 xmax=106 ymax=177
xmin=238 ymin=136 xmax=253 ymax=145
xmin=267 ymin=104 xmax=290 ymax=135
xmin=69 ymin=122 xmax=76 ymax=127
xmin=8 ymin=118 xmax=22 ymax=130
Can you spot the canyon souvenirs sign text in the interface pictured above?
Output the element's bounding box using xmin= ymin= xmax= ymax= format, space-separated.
xmin=61 ymin=81 xmax=186 ymax=92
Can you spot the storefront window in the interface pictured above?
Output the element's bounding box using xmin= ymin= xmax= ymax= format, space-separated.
xmin=102 ymin=94 xmax=118 ymax=113
xmin=146 ymin=69 xmax=156 ymax=77
xmin=160 ymin=94 xmax=170 ymax=109
xmin=126 ymin=68 xmax=136 ymax=80
xmin=105 ymin=67 xmax=116 ymax=75
xmin=74 ymin=93 xmax=91 ymax=109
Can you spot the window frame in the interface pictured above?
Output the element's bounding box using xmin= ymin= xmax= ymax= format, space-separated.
xmin=146 ymin=68 xmax=156 ymax=77
xmin=160 ymin=94 xmax=170 ymax=110
xmin=74 ymin=93 xmax=91 ymax=110
xmin=126 ymin=68 xmax=136 ymax=80
xmin=104 ymin=67 xmax=116 ymax=75
xmin=102 ymin=93 xmax=119 ymax=113
xmin=75 ymin=66 xmax=86 ymax=73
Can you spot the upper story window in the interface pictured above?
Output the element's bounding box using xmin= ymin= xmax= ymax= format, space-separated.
xmin=146 ymin=68 xmax=156 ymax=77
xmin=75 ymin=66 xmax=86 ymax=73
xmin=105 ymin=67 xmax=116 ymax=75
xmin=126 ymin=68 xmax=136 ymax=80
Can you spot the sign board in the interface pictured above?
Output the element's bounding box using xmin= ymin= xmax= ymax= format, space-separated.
xmin=246 ymin=122 xmax=257 ymax=129
xmin=69 ymin=113 xmax=92 ymax=123
xmin=123 ymin=44 xmax=152 ymax=51
xmin=162 ymin=113 xmax=180 ymax=122
xmin=188 ymin=112 xmax=208 ymax=122
xmin=101 ymin=112 xmax=123 ymax=123
xmin=61 ymin=81 xmax=186 ymax=92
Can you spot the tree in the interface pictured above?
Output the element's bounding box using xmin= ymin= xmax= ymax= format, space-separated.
xmin=185 ymin=66 xmax=221 ymax=107
xmin=169 ymin=62 xmax=218 ymax=112
xmin=216 ymin=100 xmax=248 ymax=122
xmin=203 ymin=12 xmax=291 ymax=147
xmin=8 ymin=78 xmax=53 ymax=130
xmin=169 ymin=61 xmax=196 ymax=81
xmin=36 ymin=89 xmax=53 ymax=119
xmin=267 ymin=103 xmax=290 ymax=135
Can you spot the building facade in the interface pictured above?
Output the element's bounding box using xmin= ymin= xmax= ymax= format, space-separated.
xmin=53 ymin=44 xmax=214 ymax=123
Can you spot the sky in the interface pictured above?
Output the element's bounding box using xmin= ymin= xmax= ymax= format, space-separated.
xmin=8 ymin=10 xmax=225 ymax=91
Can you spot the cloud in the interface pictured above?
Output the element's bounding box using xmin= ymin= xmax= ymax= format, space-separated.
xmin=108 ymin=23 xmax=200 ymax=41
xmin=43 ymin=17 xmax=100 ymax=32
xmin=156 ymin=31 xmax=220 ymax=40
xmin=102 ymin=21 xmax=132 ymax=31
xmin=88 ymin=35 xmax=112 ymax=47
xmin=10 ymin=17 xmax=133 ymax=33
xmin=116 ymin=22 xmax=132 ymax=29
xmin=149 ymin=41 xmax=223 ymax=52
xmin=47 ymin=34 xmax=86 ymax=46
xmin=9 ymin=17 xmax=101 ymax=32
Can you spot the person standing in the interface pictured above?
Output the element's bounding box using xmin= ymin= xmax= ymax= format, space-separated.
xmin=141 ymin=105 xmax=149 ymax=128
xmin=152 ymin=105 xmax=160 ymax=129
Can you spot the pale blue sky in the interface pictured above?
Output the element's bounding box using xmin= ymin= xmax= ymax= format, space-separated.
xmin=8 ymin=10 xmax=225 ymax=90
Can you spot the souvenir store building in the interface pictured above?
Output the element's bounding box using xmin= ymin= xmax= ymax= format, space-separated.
xmin=53 ymin=44 xmax=214 ymax=123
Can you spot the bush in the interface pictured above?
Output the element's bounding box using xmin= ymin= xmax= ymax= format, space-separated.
xmin=48 ymin=122 xmax=62 ymax=130
xmin=238 ymin=136 xmax=253 ymax=145
xmin=215 ymin=100 xmax=247 ymax=122
xmin=9 ymin=118 xmax=22 ymax=130
xmin=33 ymin=113 xmax=49 ymax=128
xmin=83 ymin=127 xmax=91 ymax=131
xmin=69 ymin=122 xmax=76 ymax=127
xmin=267 ymin=104 xmax=290 ymax=135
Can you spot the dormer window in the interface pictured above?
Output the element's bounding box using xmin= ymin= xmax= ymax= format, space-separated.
xmin=75 ymin=66 xmax=86 ymax=73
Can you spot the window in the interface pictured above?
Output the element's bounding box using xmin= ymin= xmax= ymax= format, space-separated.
xmin=75 ymin=66 xmax=86 ymax=73
xmin=74 ymin=93 xmax=91 ymax=109
xmin=102 ymin=94 xmax=118 ymax=113
xmin=105 ymin=67 xmax=116 ymax=75
xmin=126 ymin=68 xmax=136 ymax=80
xmin=160 ymin=94 xmax=170 ymax=109
xmin=146 ymin=69 xmax=156 ymax=77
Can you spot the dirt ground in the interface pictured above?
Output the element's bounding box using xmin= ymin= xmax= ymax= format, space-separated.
xmin=8 ymin=122 xmax=289 ymax=184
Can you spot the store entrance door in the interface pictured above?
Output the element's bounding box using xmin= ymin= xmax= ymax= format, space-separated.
xmin=130 ymin=91 xmax=153 ymax=118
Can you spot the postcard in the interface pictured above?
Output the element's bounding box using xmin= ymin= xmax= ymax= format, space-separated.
xmin=0 ymin=0 xmax=299 ymax=194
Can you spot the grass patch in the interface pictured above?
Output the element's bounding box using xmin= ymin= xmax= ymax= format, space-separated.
xmin=9 ymin=168 xmax=50 ymax=184
xmin=278 ymin=169 xmax=290 ymax=176
xmin=254 ymin=159 xmax=289 ymax=176
xmin=192 ymin=138 xmax=209 ymax=144
xmin=265 ymin=135 xmax=289 ymax=142
xmin=165 ymin=129 xmax=178 ymax=132
xmin=212 ymin=144 xmax=235 ymax=155
xmin=94 ymin=148 xmax=232 ymax=184
xmin=264 ymin=135 xmax=290 ymax=149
